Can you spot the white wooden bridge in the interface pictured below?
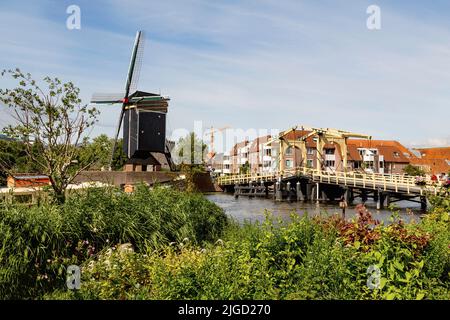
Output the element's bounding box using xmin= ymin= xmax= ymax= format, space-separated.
xmin=217 ymin=167 xmax=441 ymax=209
xmin=217 ymin=167 xmax=439 ymax=196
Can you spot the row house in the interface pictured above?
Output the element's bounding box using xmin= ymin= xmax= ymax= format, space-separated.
xmin=248 ymin=135 xmax=276 ymax=174
xmin=346 ymin=140 xmax=414 ymax=174
xmin=208 ymin=152 xmax=232 ymax=174
xmin=411 ymin=147 xmax=450 ymax=175
xmin=280 ymin=130 xmax=345 ymax=172
xmin=212 ymin=130 xmax=417 ymax=176
xmin=230 ymin=140 xmax=250 ymax=174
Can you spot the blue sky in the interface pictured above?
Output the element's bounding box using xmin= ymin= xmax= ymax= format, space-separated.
xmin=1 ymin=0 xmax=449 ymax=151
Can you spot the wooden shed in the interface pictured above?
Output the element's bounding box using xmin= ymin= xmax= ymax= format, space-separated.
xmin=7 ymin=174 xmax=51 ymax=188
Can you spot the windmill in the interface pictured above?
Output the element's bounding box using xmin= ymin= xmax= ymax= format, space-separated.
xmin=90 ymin=31 xmax=175 ymax=171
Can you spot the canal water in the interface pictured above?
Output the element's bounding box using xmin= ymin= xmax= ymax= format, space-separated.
xmin=205 ymin=193 xmax=424 ymax=224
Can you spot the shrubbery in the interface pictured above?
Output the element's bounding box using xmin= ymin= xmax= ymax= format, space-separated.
xmin=0 ymin=185 xmax=228 ymax=299
xmin=49 ymin=205 xmax=449 ymax=300
xmin=1 ymin=184 xmax=449 ymax=300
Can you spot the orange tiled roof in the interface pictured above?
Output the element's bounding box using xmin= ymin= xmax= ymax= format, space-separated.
xmin=346 ymin=139 xmax=413 ymax=163
xmin=411 ymin=147 xmax=450 ymax=174
xmin=414 ymin=147 xmax=450 ymax=159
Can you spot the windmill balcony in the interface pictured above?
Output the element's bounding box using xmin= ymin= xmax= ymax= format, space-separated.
xmin=325 ymin=154 xmax=336 ymax=161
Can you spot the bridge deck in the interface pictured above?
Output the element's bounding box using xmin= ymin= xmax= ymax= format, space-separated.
xmin=217 ymin=167 xmax=439 ymax=196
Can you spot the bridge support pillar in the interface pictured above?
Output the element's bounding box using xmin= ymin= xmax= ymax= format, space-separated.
xmin=306 ymin=183 xmax=314 ymax=201
xmin=234 ymin=184 xmax=240 ymax=198
xmin=361 ymin=190 xmax=368 ymax=203
xmin=296 ymin=182 xmax=304 ymax=201
xmin=420 ymin=196 xmax=427 ymax=211
xmin=376 ymin=190 xmax=385 ymax=210
xmin=306 ymin=182 xmax=314 ymax=201
xmin=343 ymin=188 xmax=351 ymax=204
xmin=286 ymin=182 xmax=291 ymax=201
xmin=316 ymin=183 xmax=320 ymax=202
xmin=275 ymin=182 xmax=282 ymax=201
xmin=385 ymin=194 xmax=391 ymax=207
xmin=321 ymin=189 xmax=327 ymax=201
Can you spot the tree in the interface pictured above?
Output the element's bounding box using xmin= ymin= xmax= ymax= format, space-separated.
xmin=173 ymin=132 xmax=208 ymax=166
xmin=239 ymin=161 xmax=250 ymax=174
xmin=0 ymin=69 xmax=99 ymax=202
xmin=79 ymin=135 xmax=127 ymax=171
xmin=0 ymin=139 xmax=38 ymax=185
xmin=403 ymin=164 xmax=426 ymax=177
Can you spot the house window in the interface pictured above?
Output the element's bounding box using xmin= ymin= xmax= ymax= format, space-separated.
xmin=325 ymin=160 xmax=335 ymax=167
xmin=264 ymin=149 xmax=272 ymax=156
xmin=365 ymin=161 xmax=374 ymax=169
xmin=307 ymin=159 xmax=313 ymax=168
xmin=286 ymin=160 xmax=293 ymax=168
xmin=393 ymin=152 xmax=400 ymax=158
xmin=307 ymin=148 xmax=314 ymax=155
xmin=325 ymin=148 xmax=334 ymax=155
xmin=285 ymin=147 xmax=292 ymax=155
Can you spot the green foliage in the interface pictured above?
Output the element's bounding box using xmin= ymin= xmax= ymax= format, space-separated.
xmin=403 ymin=164 xmax=426 ymax=177
xmin=0 ymin=68 xmax=99 ymax=201
xmin=0 ymin=185 xmax=227 ymax=299
xmin=239 ymin=161 xmax=250 ymax=174
xmin=173 ymin=132 xmax=207 ymax=166
xmin=48 ymin=207 xmax=450 ymax=300
xmin=0 ymin=139 xmax=39 ymax=185
xmin=78 ymin=135 xmax=127 ymax=171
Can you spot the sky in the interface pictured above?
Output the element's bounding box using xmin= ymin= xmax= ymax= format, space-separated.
xmin=0 ymin=0 xmax=449 ymax=152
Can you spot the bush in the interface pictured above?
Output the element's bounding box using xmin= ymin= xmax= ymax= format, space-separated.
xmin=0 ymin=185 xmax=227 ymax=299
xmin=48 ymin=208 xmax=449 ymax=300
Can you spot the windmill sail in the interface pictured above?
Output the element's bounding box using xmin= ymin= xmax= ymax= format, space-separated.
xmin=108 ymin=30 xmax=145 ymax=169
xmin=129 ymin=31 xmax=145 ymax=95
xmin=90 ymin=93 xmax=124 ymax=104
xmin=124 ymin=30 xmax=145 ymax=99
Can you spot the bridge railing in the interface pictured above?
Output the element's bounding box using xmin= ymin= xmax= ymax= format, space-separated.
xmin=285 ymin=167 xmax=438 ymax=195
xmin=217 ymin=167 xmax=439 ymax=195
xmin=216 ymin=171 xmax=279 ymax=185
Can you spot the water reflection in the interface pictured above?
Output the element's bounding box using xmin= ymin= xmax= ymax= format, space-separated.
xmin=205 ymin=193 xmax=424 ymax=224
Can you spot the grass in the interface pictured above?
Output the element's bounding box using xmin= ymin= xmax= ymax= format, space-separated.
xmin=0 ymin=185 xmax=228 ymax=299
xmin=48 ymin=204 xmax=449 ymax=300
xmin=0 ymin=185 xmax=448 ymax=300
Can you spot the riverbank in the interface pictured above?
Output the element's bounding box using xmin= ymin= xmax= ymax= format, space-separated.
xmin=49 ymin=191 xmax=449 ymax=300
xmin=0 ymin=185 xmax=448 ymax=300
